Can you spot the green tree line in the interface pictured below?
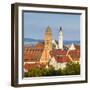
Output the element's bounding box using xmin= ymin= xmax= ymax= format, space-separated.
xmin=24 ymin=62 xmax=80 ymax=77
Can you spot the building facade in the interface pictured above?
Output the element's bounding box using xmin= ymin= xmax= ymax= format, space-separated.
xmin=24 ymin=26 xmax=80 ymax=72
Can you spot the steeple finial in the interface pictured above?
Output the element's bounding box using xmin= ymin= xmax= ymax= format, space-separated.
xmin=59 ymin=26 xmax=62 ymax=32
xmin=60 ymin=27 xmax=62 ymax=31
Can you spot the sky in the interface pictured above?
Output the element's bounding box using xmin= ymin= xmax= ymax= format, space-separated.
xmin=23 ymin=11 xmax=80 ymax=41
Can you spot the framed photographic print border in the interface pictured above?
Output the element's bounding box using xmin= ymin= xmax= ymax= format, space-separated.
xmin=11 ymin=3 xmax=88 ymax=87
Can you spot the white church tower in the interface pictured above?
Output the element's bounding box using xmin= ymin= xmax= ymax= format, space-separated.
xmin=58 ymin=27 xmax=63 ymax=50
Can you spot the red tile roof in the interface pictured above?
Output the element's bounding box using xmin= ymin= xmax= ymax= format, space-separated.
xmin=56 ymin=56 xmax=70 ymax=63
xmin=50 ymin=49 xmax=67 ymax=56
xmin=50 ymin=49 xmax=70 ymax=63
xmin=24 ymin=63 xmax=46 ymax=70
xmin=24 ymin=43 xmax=44 ymax=62
xmin=68 ymin=50 xmax=80 ymax=61
xmin=75 ymin=45 xmax=80 ymax=50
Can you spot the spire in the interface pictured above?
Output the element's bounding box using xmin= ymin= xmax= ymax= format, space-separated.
xmin=60 ymin=27 xmax=62 ymax=31
xmin=59 ymin=26 xmax=62 ymax=32
xmin=58 ymin=26 xmax=63 ymax=50
xmin=46 ymin=26 xmax=52 ymax=32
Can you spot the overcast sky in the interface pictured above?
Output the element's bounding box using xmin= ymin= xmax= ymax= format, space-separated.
xmin=23 ymin=11 xmax=80 ymax=41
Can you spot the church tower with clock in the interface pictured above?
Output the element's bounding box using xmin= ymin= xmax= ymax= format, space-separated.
xmin=58 ymin=27 xmax=63 ymax=50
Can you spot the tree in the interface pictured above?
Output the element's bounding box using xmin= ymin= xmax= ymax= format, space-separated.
xmin=64 ymin=62 xmax=80 ymax=75
xmin=26 ymin=67 xmax=42 ymax=77
xmin=24 ymin=62 xmax=80 ymax=77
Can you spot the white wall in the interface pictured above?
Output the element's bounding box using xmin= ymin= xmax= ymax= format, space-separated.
xmin=0 ymin=0 xmax=89 ymax=90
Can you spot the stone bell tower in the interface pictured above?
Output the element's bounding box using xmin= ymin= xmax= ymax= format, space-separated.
xmin=45 ymin=26 xmax=52 ymax=51
xmin=40 ymin=26 xmax=52 ymax=63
